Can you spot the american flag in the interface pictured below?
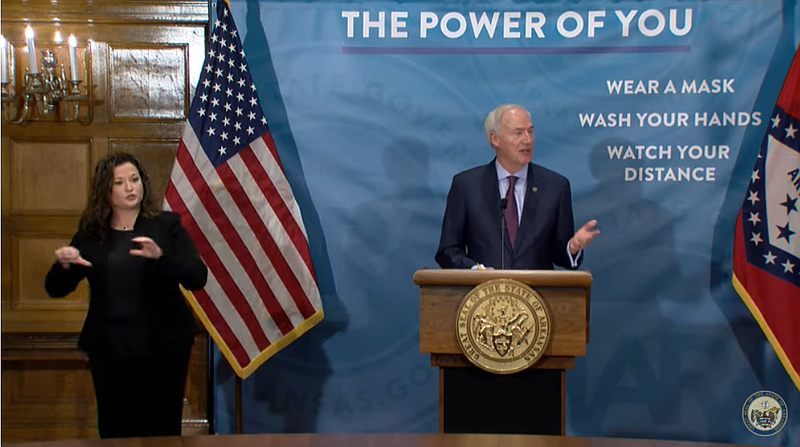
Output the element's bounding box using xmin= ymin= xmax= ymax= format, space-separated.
xmin=733 ymin=47 xmax=800 ymax=392
xmin=164 ymin=0 xmax=323 ymax=379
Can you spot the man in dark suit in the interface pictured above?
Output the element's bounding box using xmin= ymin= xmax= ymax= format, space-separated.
xmin=436 ymin=104 xmax=598 ymax=269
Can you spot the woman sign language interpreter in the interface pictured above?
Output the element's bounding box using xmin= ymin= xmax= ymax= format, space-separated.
xmin=45 ymin=152 xmax=207 ymax=439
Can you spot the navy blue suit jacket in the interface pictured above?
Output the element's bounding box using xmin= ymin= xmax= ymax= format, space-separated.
xmin=435 ymin=160 xmax=582 ymax=270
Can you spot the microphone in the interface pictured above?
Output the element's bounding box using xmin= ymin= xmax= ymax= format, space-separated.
xmin=500 ymin=198 xmax=507 ymax=270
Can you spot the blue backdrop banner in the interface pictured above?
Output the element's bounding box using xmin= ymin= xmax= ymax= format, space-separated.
xmin=211 ymin=0 xmax=800 ymax=444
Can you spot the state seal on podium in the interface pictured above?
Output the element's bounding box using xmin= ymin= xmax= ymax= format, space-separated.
xmin=455 ymin=278 xmax=552 ymax=374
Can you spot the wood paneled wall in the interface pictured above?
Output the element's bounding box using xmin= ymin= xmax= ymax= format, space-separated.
xmin=1 ymin=0 xmax=210 ymax=442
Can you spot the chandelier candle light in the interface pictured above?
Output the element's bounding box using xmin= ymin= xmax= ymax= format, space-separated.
xmin=1 ymin=25 xmax=91 ymax=124
xmin=25 ymin=26 xmax=38 ymax=74
xmin=1 ymin=36 xmax=8 ymax=84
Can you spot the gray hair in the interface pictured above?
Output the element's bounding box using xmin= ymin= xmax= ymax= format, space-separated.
xmin=483 ymin=104 xmax=532 ymax=143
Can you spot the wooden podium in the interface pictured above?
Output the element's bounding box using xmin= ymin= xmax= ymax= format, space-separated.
xmin=413 ymin=269 xmax=591 ymax=435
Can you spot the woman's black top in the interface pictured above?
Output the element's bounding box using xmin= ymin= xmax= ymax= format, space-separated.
xmin=45 ymin=211 xmax=208 ymax=357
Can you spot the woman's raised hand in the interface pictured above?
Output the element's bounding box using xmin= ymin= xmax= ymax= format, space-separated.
xmin=54 ymin=246 xmax=92 ymax=269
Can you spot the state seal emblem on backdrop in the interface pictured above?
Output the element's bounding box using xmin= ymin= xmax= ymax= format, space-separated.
xmin=455 ymin=278 xmax=551 ymax=374
xmin=742 ymin=390 xmax=787 ymax=436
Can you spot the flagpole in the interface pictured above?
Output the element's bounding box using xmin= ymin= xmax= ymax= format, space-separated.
xmin=235 ymin=375 xmax=243 ymax=434
xmin=207 ymin=333 xmax=215 ymax=434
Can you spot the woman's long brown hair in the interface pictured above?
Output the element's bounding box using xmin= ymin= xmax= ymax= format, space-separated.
xmin=78 ymin=152 xmax=160 ymax=240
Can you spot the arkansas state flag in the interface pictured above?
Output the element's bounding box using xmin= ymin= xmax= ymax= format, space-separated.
xmin=733 ymin=46 xmax=800 ymax=391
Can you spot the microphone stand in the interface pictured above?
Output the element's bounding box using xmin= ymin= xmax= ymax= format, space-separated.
xmin=500 ymin=198 xmax=507 ymax=270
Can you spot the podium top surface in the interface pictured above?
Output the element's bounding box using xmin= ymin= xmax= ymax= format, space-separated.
xmin=10 ymin=432 xmax=763 ymax=447
xmin=413 ymin=269 xmax=592 ymax=288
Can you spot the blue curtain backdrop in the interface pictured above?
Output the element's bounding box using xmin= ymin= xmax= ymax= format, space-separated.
xmin=210 ymin=0 xmax=800 ymax=444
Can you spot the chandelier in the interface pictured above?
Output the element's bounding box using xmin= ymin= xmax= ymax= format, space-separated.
xmin=1 ymin=25 xmax=91 ymax=125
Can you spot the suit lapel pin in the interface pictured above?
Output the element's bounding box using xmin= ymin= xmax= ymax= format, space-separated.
xmin=531 ymin=186 xmax=538 ymax=193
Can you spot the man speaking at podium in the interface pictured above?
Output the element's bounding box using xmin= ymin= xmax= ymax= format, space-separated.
xmin=436 ymin=104 xmax=598 ymax=270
